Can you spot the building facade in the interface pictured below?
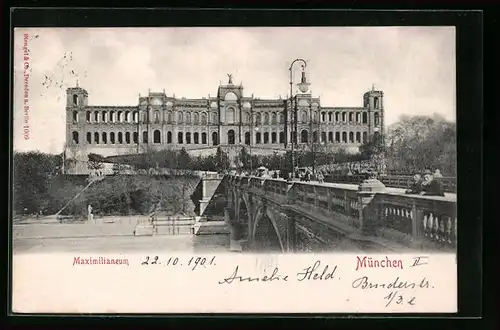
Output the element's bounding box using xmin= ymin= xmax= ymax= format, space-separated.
xmin=66 ymin=75 xmax=384 ymax=160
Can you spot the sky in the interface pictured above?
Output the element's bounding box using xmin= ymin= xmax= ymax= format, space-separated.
xmin=13 ymin=27 xmax=456 ymax=154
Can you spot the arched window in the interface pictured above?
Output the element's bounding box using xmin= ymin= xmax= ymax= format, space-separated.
xmin=154 ymin=111 xmax=160 ymax=123
xmin=245 ymin=132 xmax=251 ymax=145
xmin=226 ymin=107 xmax=235 ymax=124
xmin=118 ymin=111 xmax=123 ymax=123
xmin=356 ymin=132 xmax=361 ymax=143
xmin=212 ymin=132 xmax=218 ymax=146
xmin=167 ymin=131 xmax=172 ymax=144
xmin=349 ymin=112 xmax=354 ymax=122
xmin=73 ymin=94 xmax=78 ymax=106
xmin=86 ymin=132 xmax=92 ymax=144
xmin=374 ymin=97 xmax=379 ymax=109
xmin=193 ymin=112 xmax=199 ymax=125
xmin=255 ymin=113 xmax=261 ymax=125
xmin=272 ymin=113 xmax=277 ymax=124
xmin=256 ymin=132 xmax=261 ymax=144
xmin=73 ymin=111 xmax=78 ymax=122
xmin=321 ymin=112 xmax=326 ymax=122
xmin=141 ymin=112 xmax=147 ymax=123
xmin=118 ymin=132 xmax=123 ymax=144
xmin=94 ymin=111 xmax=99 ymax=123
xmin=363 ymin=132 xmax=367 ymax=143
xmin=178 ymin=112 xmax=183 ymax=123
xmin=301 ymin=130 xmax=308 ymax=143
xmin=86 ymin=111 xmax=91 ymax=123
xmin=321 ymin=132 xmax=326 ymax=143
xmin=335 ymin=112 xmax=340 ymax=122
xmin=356 ymin=112 xmax=361 ymax=123
xmin=201 ymin=113 xmax=207 ymax=125
xmin=185 ymin=113 xmax=191 ymax=124
xmin=279 ymin=132 xmax=285 ymax=143
xmin=94 ymin=132 xmax=100 ymax=144
xmin=349 ymin=132 xmax=354 ymax=143
xmin=102 ymin=111 xmax=107 ymax=123
xmin=125 ymin=111 xmax=130 ymax=123
xmin=335 ymin=132 xmax=340 ymax=142
xmin=263 ymin=113 xmax=269 ymax=125
xmin=374 ymin=113 xmax=380 ymax=127
xmin=142 ymin=131 xmax=148 ymax=143
xmin=243 ymin=112 xmax=250 ymax=124
xmin=211 ymin=113 xmax=218 ymax=124
xmin=202 ymin=132 xmax=207 ymax=144
xmin=328 ymin=112 xmax=333 ymax=122
xmin=178 ymin=132 xmax=183 ymax=144
xmin=271 ymin=132 xmax=277 ymax=144
xmin=133 ymin=111 xmax=138 ymax=123
xmin=342 ymin=132 xmax=347 ymax=143
xmin=110 ymin=111 xmax=115 ymax=123
xmin=263 ymin=132 xmax=269 ymax=144
xmin=228 ymin=130 xmax=235 ymax=144
xmin=301 ymin=111 xmax=308 ymax=123
xmin=153 ymin=130 xmax=161 ymax=143
xmin=313 ymin=131 xmax=318 ymax=143
xmin=342 ymin=112 xmax=347 ymax=123
xmin=312 ymin=111 xmax=318 ymax=123
xmin=186 ymin=132 xmax=191 ymax=144
xmin=110 ymin=132 xmax=115 ymax=144
xmin=362 ymin=113 xmax=368 ymax=124
xmin=328 ymin=132 xmax=333 ymax=142
xmin=167 ymin=112 xmax=172 ymax=123
xmin=102 ymin=132 xmax=107 ymax=144
xmin=133 ymin=132 xmax=138 ymax=143
xmin=279 ymin=112 xmax=285 ymax=124
xmin=194 ymin=132 xmax=199 ymax=144
xmin=72 ymin=131 xmax=79 ymax=144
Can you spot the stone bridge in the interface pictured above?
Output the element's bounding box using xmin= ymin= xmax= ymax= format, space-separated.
xmin=220 ymin=175 xmax=457 ymax=253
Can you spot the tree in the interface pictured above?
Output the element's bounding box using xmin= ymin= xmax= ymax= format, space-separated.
xmin=237 ymin=147 xmax=251 ymax=170
xmin=177 ymin=148 xmax=192 ymax=170
xmin=214 ymin=147 xmax=230 ymax=172
xmin=385 ymin=114 xmax=456 ymax=175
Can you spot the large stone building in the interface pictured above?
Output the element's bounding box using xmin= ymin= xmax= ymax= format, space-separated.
xmin=65 ymin=74 xmax=384 ymax=161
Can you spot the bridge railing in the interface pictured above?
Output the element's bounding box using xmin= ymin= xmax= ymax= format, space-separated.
xmin=325 ymin=174 xmax=457 ymax=193
xmin=228 ymin=175 xmax=457 ymax=249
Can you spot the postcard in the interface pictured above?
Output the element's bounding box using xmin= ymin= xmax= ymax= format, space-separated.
xmin=12 ymin=26 xmax=457 ymax=314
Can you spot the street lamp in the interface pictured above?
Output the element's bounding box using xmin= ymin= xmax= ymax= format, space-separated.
xmin=289 ymin=58 xmax=308 ymax=180
xmin=250 ymin=126 xmax=259 ymax=175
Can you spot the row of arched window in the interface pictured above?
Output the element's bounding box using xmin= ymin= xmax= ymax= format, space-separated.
xmin=71 ymin=130 xmax=219 ymax=146
xmin=72 ymin=109 xmax=380 ymax=127
xmin=71 ymin=129 xmax=370 ymax=146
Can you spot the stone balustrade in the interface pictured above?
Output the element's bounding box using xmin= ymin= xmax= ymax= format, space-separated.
xmin=227 ymin=175 xmax=457 ymax=250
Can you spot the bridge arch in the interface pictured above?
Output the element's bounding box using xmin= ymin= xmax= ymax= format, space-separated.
xmin=252 ymin=204 xmax=285 ymax=252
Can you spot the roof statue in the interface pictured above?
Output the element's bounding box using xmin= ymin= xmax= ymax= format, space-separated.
xmin=227 ymin=73 xmax=233 ymax=85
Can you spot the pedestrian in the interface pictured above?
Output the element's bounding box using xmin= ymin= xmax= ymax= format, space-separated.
xmin=405 ymin=173 xmax=423 ymax=194
xmin=420 ymin=170 xmax=445 ymax=196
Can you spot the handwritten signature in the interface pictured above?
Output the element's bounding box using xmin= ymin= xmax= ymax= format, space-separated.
xmin=218 ymin=260 xmax=337 ymax=284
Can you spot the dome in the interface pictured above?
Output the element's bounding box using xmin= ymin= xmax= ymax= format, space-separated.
xmin=242 ymin=101 xmax=251 ymax=109
xmin=311 ymin=102 xmax=319 ymax=109
xmin=166 ymin=101 xmax=173 ymax=107
xmin=210 ymin=101 xmax=218 ymax=108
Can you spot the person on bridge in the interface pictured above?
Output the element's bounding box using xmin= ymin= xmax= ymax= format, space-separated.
xmin=405 ymin=173 xmax=423 ymax=194
xmin=420 ymin=170 xmax=445 ymax=196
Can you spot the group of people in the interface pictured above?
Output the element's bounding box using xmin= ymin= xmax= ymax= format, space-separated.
xmin=405 ymin=169 xmax=445 ymax=196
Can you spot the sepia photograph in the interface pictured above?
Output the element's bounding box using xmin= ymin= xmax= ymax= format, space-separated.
xmin=11 ymin=24 xmax=460 ymax=313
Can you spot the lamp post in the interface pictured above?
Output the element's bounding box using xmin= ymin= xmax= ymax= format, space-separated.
xmin=289 ymin=58 xmax=309 ymax=180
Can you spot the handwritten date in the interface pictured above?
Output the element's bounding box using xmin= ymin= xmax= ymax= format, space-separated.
xmin=141 ymin=256 xmax=216 ymax=270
